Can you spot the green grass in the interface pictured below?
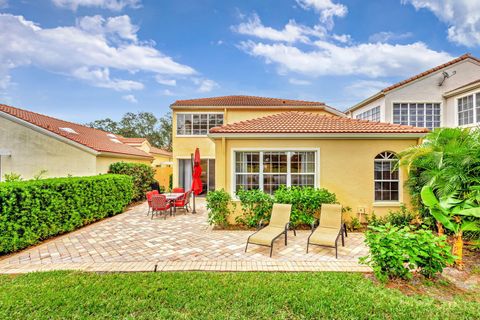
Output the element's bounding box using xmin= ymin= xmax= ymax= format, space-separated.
xmin=0 ymin=271 xmax=478 ymax=319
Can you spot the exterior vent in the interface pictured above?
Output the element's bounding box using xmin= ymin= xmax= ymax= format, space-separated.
xmin=110 ymin=138 xmax=122 ymax=144
xmin=107 ymin=133 xmax=116 ymax=138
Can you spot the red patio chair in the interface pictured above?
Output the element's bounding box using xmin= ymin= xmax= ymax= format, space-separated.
xmin=146 ymin=190 xmax=159 ymax=216
xmin=172 ymin=187 xmax=185 ymax=193
xmin=174 ymin=190 xmax=192 ymax=214
xmin=151 ymin=194 xmax=170 ymax=220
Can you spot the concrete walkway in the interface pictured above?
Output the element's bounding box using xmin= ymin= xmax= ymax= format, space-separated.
xmin=0 ymin=199 xmax=370 ymax=273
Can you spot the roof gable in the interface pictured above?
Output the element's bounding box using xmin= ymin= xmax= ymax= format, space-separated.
xmin=0 ymin=104 xmax=153 ymax=159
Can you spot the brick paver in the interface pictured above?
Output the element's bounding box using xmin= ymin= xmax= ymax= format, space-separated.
xmin=0 ymin=199 xmax=370 ymax=273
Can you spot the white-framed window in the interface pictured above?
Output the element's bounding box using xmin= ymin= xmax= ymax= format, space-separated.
xmin=176 ymin=113 xmax=223 ymax=135
xmin=234 ymin=150 xmax=317 ymax=194
xmin=392 ymin=103 xmax=441 ymax=130
xmin=374 ymin=152 xmax=399 ymax=202
xmin=356 ymin=106 xmax=380 ymax=122
xmin=457 ymin=93 xmax=480 ymax=126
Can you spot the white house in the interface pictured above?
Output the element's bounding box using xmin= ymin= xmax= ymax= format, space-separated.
xmin=346 ymin=54 xmax=480 ymax=130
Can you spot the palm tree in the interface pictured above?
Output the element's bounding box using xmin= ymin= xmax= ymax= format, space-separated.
xmin=399 ymin=128 xmax=480 ymax=267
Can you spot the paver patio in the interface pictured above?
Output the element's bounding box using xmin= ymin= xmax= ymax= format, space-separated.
xmin=0 ymin=199 xmax=370 ymax=273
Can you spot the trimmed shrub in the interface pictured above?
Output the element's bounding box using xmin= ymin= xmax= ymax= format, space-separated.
xmin=360 ymin=224 xmax=454 ymax=282
xmin=0 ymin=174 xmax=133 ymax=254
xmin=108 ymin=162 xmax=155 ymax=201
xmin=366 ymin=206 xmax=420 ymax=229
xmin=274 ymin=186 xmax=337 ymax=226
xmin=206 ymin=189 xmax=235 ymax=227
xmin=236 ymin=189 xmax=274 ymax=228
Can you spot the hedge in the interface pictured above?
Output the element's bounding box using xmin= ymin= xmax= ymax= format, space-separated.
xmin=0 ymin=174 xmax=133 ymax=254
xmin=108 ymin=162 xmax=155 ymax=202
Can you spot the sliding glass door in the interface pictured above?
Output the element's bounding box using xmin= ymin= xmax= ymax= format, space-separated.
xmin=178 ymin=159 xmax=215 ymax=195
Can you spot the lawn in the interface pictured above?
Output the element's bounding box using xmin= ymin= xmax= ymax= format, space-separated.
xmin=0 ymin=271 xmax=478 ymax=319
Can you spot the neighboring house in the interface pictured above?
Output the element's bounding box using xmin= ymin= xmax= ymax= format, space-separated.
xmin=346 ymin=54 xmax=480 ymax=130
xmin=0 ymin=104 xmax=155 ymax=181
xmin=119 ymin=136 xmax=173 ymax=190
xmin=170 ymin=95 xmax=344 ymax=194
xmin=208 ymin=111 xmax=428 ymax=216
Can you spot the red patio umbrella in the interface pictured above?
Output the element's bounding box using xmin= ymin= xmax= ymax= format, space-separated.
xmin=191 ymin=148 xmax=203 ymax=213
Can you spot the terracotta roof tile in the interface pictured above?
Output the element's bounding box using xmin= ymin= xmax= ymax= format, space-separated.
xmin=173 ymin=95 xmax=329 ymax=107
xmin=209 ymin=112 xmax=429 ymax=134
xmin=150 ymin=147 xmax=172 ymax=156
xmin=382 ymin=53 xmax=480 ymax=93
xmin=118 ymin=137 xmax=148 ymax=144
xmin=0 ymin=104 xmax=153 ymax=158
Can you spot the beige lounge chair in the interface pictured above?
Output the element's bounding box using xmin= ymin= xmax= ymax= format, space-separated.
xmin=245 ymin=203 xmax=293 ymax=257
xmin=307 ymin=204 xmax=344 ymax=258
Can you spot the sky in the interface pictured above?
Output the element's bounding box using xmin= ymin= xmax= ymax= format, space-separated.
xmin=0 ymin=0 xmax=480 ymax=122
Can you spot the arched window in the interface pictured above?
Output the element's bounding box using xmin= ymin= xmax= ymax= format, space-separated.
xmin=374 ymin=152 xmax=399 ymax=201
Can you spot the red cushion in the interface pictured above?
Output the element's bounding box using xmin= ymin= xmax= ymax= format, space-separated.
xmin=175 ymin=200 xmax=186 ymax=206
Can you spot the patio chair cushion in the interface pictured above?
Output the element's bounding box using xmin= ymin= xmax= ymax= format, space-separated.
xmin=248 ymin=226 xmax=285 ymax=246
xmin=269 ymin=203 xmax=292 ymax=228
xmin=309 ymin=227 xmax=340 ymax=247
xmin=319 ymin=204 xmax=342 ymax=229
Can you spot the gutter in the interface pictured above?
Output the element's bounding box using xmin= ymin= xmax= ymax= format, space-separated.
xmin=170 ymin=105 xmax=346 ymax=117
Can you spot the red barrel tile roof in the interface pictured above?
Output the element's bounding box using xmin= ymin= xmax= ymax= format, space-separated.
xmin=0 ymin=104 xmax=153 ymax=158
xmin=209 ymin=112 xmax=429 ymax=134
xmin=150 ymin=147 xmax=172 ymax=156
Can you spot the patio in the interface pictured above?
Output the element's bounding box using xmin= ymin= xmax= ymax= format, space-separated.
xmin=0 ymin=199 xmax=370 ymax=273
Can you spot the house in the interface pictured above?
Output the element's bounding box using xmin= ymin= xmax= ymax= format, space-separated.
xmin=119 ymin=136 xmax=173 ymax=189
xmin=208 ymin=111 xmax=428 ymax=217
xmin=0 ymin=104 xmax=170 ymax=183
xmin=170 ymin=95 xmax=344 ymax=194
xmin=345 ymin=54 xmax=480 ymax=130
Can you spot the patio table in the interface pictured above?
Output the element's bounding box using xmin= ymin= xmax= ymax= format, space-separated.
xmin=163 ymin=193 xmax=184 ymax=216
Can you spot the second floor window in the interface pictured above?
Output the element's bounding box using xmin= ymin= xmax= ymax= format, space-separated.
xmin=457 ymin=93 xmax=480 ymax=126
xmin=393 ymin=103 xmax=441 ymax=130
xmin=176 ymin=113 xmax=224 ymax=135
xmin=356 ymin=106 xmax=380 ymax=122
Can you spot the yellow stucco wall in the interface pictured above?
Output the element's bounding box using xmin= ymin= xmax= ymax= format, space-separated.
xmin=0 ymin=116 xmax=97 ymax=180
xmin=213 ymin=137 xmax=419 ymax=218
xmin=95 ymin=156 xmax=152 ymax=174
xmin=171 ymin=106 xmax=337 ymax=187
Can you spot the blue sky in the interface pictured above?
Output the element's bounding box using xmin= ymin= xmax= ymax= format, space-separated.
xmin=0 ymin=0 xmax=479 ymax=122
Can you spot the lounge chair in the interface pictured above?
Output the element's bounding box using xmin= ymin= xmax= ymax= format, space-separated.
xmin=245 ymin=203 xmax=293 ymax=257
xmin=307 ymin=204 xmax=344 ymax=258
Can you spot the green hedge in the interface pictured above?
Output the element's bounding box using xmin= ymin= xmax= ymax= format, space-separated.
xmin=0 ymin=174 xmax=133 ymax=254
xmin=108 ymin=162 xmax=155 ymax=202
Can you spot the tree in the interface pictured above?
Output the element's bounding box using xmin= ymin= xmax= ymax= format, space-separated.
xmin=86 ymin=111 xmax=172 ymax=151
xmin=399 ymin=128 xmax=480 ymax=267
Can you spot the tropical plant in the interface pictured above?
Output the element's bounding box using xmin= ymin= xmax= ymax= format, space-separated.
xmin=360 ymin=224 xmax=454 ymax=282
xmin=399 ymin=128 xmax=480 ymax=266
xmin=273 ymin=186 xmax=337 ymax=226
xmin=206 ymin=189 xmax=235 ymax=227
xmin=235 ymin=189 xmax=274 ymax=227
xmin=420 ymin=186 xmax=480 ymax=267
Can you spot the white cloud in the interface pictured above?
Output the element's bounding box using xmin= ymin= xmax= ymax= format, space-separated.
xmin=72 ymin=67 xmax=143 ymax=90
xmin=232 ymin=13 xmax=326 ymax=43
xmin=155 ymin=75 xmax=176 ymax=86
xmin=52 ymin=0 xmax=141 ymax=11
xmin=345 ymin=80 xmax=391 ymax=98
xmin=78 ymin=15 xmax=138 ymax=42
xmin=161 ymin=89 xmax=174 ymax=96
xmin=122 ymin=94 xmax=138 ymax=103
xmin=0 ymin=13 xmax=195 ymax=91
xmin=402 ymin=0 xmax=480 ymax=46
xmin=193 ymin=78 xmax=219 ymax=93
xmin=289 ymin=78 xmax=311 ymax=85
xmin=240 ymin=40 xmax=452 ymax=78
xmin=296 ymin=0 xmax=347 ymax=29
xmin=368 ymin=31 xmax=413 ymax=43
